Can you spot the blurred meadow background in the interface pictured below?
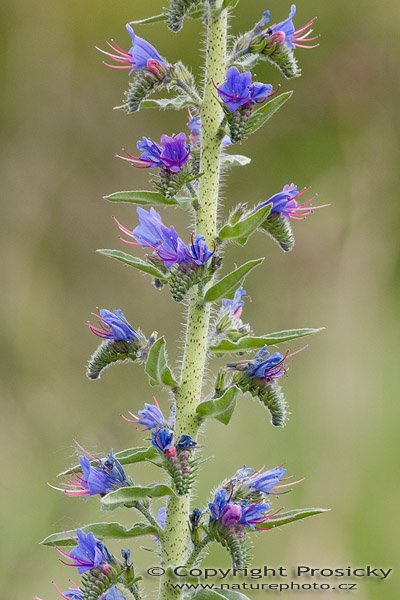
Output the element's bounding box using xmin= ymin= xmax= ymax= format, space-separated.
xmin=1 ymin=0 xmax=400 ymax=598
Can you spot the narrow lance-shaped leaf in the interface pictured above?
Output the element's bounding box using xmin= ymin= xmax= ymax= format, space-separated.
xmin=256 ymin=508 xmax=330 ymax=530
xmin=196 ymin=386 xmax=240 ymax=426
xmin=218 ymin=204 xmax=271 ymax=245
xmin=41 ymin=522 xmax=157 ymax=547
xmin=129 ymin=14 xmax=167 ymax=25
xmin=145 ymin=336 xmax=178 ymax=388
xmin=217 ymin=591 xmax=252 ymax=600
xmin=210 ymin=328 xmax=325 ymax=355
xmin=102 ymin=484 xmax=176 ymax=510
xmin=97 ymin=249 xmax=168 ymax=282
xmin=141 ymin=97 xmax=193 ymax=111
xmin=204 ymin=258 xmax=264 ymax=303
xmin=104 ymin=190 xmax=178 ymax=207
xmin=245 ymin=91 xmax=293 ymax=138
xmin=58 ymin=446 xmax=158 ymax=477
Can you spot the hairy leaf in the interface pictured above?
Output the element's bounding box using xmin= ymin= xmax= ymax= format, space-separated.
xmin=104 ymin=190 xmax=178 ymax=206
xmin=221 ymin=154 xmax=251 ymax=168
xmin=58 ymin=446 xmax=158 ymax=477
xmin=204 ymin=258 xmax=264 ymax=303
xmin=210 ymin=328 xmax=325 ymax=354
xmin=145 ymin=336 xmax=178 ymax=388
xmin=102 ymin=484 xmax=175 ymax=510
xmin=129 ymin=14 xmax=167 ymax=25
xmin=41 ymin=522 xmax=156 ymax=546
xmin=245 ymin=91 xmax=293 ymax=137
xmin=141 ymin=97 xmax=193 ymax=110
xmin=256 ymin=508 xmax=329 ymax=530
xmin=196 ymin=386 xmax=239 ymax=425
xmin=219 ymin=204 xmax=271 ymax=245
xmin=97 ymin=249 xmax=168 ymax=281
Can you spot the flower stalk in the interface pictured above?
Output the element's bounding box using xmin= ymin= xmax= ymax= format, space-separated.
xmin=159 ymin=3 xmax=228 ymax=598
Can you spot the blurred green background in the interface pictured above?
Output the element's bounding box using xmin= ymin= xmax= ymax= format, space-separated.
xmin=1 ymin=0 xmax=399 ymax=598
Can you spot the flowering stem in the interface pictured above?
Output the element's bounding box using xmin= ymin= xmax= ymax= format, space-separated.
xmin=159 ymin=4 xmax=227 ymax=600
xmin=186 ymin=535 xmax=213 ymax=568
xmin=133 ymin=501 xmax=162 ymax=535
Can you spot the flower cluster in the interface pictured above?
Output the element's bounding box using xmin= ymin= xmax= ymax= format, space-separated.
xmin=55 ymin=450 xmax=129 ymax=497
xmin=216 ymin=66 xmax=273 ymax=113
xmin=117 ymin=133 xmax=190 ymax=174
xmin=216 ymin=287 xmax=251 ymax=341
xmin=86 ymin=310 xmax=147 ymax=379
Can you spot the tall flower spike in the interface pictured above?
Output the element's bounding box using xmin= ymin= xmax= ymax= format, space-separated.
xmin=256 ymin=184 xmax=328 ymax=252
xmin=86 ymin=309 xmax=147 ymax=379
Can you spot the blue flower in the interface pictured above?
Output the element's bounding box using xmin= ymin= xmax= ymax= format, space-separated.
xmin=257 ymin=184 xmax=327 ymax=220
xmin=59 ymin=529 xmax=112 ymax=575
xmin=131 ymin=398 xmax=170 ymax=431
xmin=248 ymin=346 xmax=286 ymax=381
xmin=97 ymin=24 xmax=166 ymax=72
xmin=62 ymin=589 xmax=83 ymax=600
xmin=176 ymin=434 xmax=197 ymax=451
xmin=189 ymin=235 xmax=215 ymax=266
xmin=115 ymin=208 xmax=214 ymax=271
xmin=263 ymin=5 xmax=319 ymax=50
xmin=152 ymin=427 xmax=174 ymax=453
xmin=103 ymin=587 xmax=126 ymax=600
xmin=117 ymin=133 xmax=190 ymax=173
xmin=222 ymin=287 xmax=248 ymax=319
xmin=239 ymin=502 xmax=270 ymax=528
xmin=88 ymin=309 xmax=139 ymax=343
xmin=243 ymin=466 xmax=287 ymax=494
xmin=159 ymin=133 xmax=190 ymax=173
xmin=158 ymin=507 xmax=167 ymax=529
xmin=209 ymin=488 xmax=229 ymax=521
xmin=217 ymin=67 xmax=273 ymax=113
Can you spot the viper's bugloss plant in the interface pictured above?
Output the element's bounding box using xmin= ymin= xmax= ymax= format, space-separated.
xmin=39 ymin=3 xmax=329 ymax=600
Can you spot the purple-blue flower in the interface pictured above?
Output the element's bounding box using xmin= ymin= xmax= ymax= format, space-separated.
xmin=103 ymin=587 xmax=126 ymax=600
xmin=57 ymin=529 xmax=112 ymax=575
xmin=97 ymin=24 xmax=166 ymax=72
xmin=124 ymin=398 xmax=171 ymax=431
xmin=220 ymin=503 xmax=243 ymax=527
xmin=209 ymin=489 xmax=229 ymax=521
xmin=60 ymin=589 xmax=83 ymax=600
xmin=243 ymin=466 xmax=287 ymax=494
xmin=88 ymin=309 xmax=139 ymax=343
xmin=262 ymin=5 xmax=319 ymax=50
xmin=115 ymin=208 xmax=213 ymax=271
xmin=56 ymin=451 xmax=128 ymax=498
xmin=257 ymin=184 xmax=327 ymax=220
xmin=216 ymin=66 xmax=273 ymax=113
xmin=222 ymin=287 xmax=248 ymax=319
xmin=239 ymin=502 xmax=271 ymax=528
xmin=152 ymin=427 xmax=174 ymax=453
xmin=176 ymin=434 xmax=197 ymax=451
xmin=248 ymin=346 xmax=287 ymax=381
xmin=117 ymin=133 xmax=190 ymax=173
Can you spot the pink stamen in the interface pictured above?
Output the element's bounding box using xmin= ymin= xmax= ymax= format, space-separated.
xmin=102 ymin=62 xmax=133 ymax=70
xmin=113 ymin=216 xmax=135 ymax=239
xmin=294 ymin=17 xmax=317 ymax=35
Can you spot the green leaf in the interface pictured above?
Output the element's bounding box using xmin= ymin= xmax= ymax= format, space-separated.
xmin=129 ymin=14 xmax=167 ymax=25
xmin=141 ymin=97 xmax=192 ymax=111
xmin=204 ymin=258 xmax=264 ymax=303
xmin=104 ymin=190 xmax=178 ymax=207
xmin=145 ymin=337 xmax=178 ymax=388
xmin=218 ymin=204 xmax=271 ymax=245
xmin=41 ymin=522 xmax=156 ymax=547
xmin=58 ymin=446 xmax=158 ymax=477
xmin=209 ymin=328 xmax=325 ymax=355
xmin=245 ymin=91 xmax=293 ymax=137
xmin=97 ymin=249 xmax=168 ymax=281
xmin=256 ymin=508 xmax=330 ymax=530
xmin=221 ymin=154 xmax=251 ymax=168
xmin=102 ymin=485 xmax=175 ymax=510
xmin=196 ymin=386 xmax=239 ymax=425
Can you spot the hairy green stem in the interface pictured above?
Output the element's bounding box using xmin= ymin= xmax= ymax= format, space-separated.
xmin=159 ymin=4 xmax=227 ymax=599
xmin=186 ymin=535 xmax=213 ymax=568
xmin=133 ymin=501 xmax=162 ymax=536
